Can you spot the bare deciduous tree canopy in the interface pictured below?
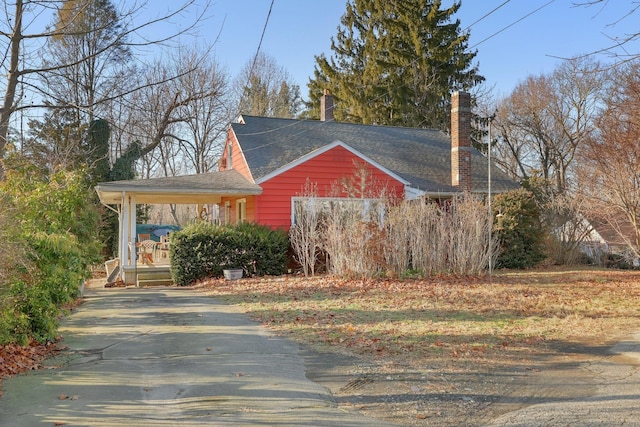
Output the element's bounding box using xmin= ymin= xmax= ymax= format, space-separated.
xmin=579 ymin=62 xmax=640 ymax=258
xmin=0 ymin=0 xmax=209 ymax=177
xmin=492 ymin=57 xmax=607 ymax=195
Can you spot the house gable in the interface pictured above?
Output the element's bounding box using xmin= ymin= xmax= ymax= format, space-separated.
xmin=254 ymin=143 xmax=406 ymax=229
xmin=220 ymin=129 xmax=254 ymax=183
xmin=255 ymin=140 xmax=410 ymax=186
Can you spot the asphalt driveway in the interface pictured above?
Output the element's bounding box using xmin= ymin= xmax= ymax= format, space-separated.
xmin=0 ymin=285 xmax=394 ymax=426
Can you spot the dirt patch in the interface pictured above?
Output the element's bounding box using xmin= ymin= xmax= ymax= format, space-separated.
xmin=301 ymin=342 xmax=608 ymax=426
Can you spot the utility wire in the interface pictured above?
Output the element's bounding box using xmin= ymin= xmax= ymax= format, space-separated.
xmin=463 ymin=0 xmax=512 ymax=32
xmin=236 ymin=0 xmax=275 ymax=116
xmin=236 ymin=1 xmax=556 ymax=140
xmin=470 ymin=0 xmax=556 ymax=49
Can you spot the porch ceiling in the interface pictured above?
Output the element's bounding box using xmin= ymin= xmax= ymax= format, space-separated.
xmin=95 ymin=169 xmax=262 ymax=205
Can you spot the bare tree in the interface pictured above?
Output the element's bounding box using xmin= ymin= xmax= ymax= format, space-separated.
xmin=176 ymin=48 xmax=232 ymax=173
xmin=116 ymin=47 xmax=231 ymax=224
xmin=578 ymin=61 xmax=640 ymax=260
xmin=43 ymin=0 xmax=132 ymax=126
xmin=289 ymin=180 xmax=322 ymax=276
xmin=573 ymin=1 xmax=640 ymax=63
xmin=123 ymin=47 xmax=230 ymax=177
xmin=234 ymin=52 xmax=302 ymax=118
xmin=0 ymin=0 xmax=209 ymax=178
xmin=493 ymin=57 xmax=607 ymax=194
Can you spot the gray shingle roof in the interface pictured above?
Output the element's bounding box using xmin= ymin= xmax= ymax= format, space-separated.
xmin=232 ymin=116 xmax=519 ymax=194
xmin=96 ymin=169 xmax=262 ymax=205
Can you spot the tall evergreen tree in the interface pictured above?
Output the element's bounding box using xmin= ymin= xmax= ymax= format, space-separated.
xmin=86 ymin=118 xmax=111 ymax=185
xmin=307 ymin=0 xmax=483 ymax=130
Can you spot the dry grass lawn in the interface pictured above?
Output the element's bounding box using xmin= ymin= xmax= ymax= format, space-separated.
xmin=196 ymin=267 xmax=640 ymax=425
xmin=197 ymin=267 xmax=640 ymax=368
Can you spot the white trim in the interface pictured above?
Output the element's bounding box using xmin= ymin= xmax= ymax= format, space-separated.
xmin=255 ymin=140 xmax=411 ymax=186
xmin=224 ymin=201 xmax=231 ymax=225
xmin=404 ymin=186 xmax=425 ymax=200
xmin=236 ymin=198 xmax=247 ymax=223
xmin=291 ymin=196 xmax=386 ymax=226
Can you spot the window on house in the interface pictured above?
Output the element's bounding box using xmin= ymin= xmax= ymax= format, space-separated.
xmin=236 ymin=198 xmax=246 ymax=223
xmin=227 ymin=142 xmax=233 ymax=169
xmin=291 ymin=197 xmax=385 ymax=226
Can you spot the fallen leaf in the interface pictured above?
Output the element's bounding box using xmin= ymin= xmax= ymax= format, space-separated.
xmin=58 ymin=394 xmax=69 ymax=400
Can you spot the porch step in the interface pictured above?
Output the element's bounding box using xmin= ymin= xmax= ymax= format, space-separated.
xmin=136 ymin=268 xmax=173 ymax=287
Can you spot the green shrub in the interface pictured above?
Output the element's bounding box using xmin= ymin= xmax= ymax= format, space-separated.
xmin=0 ymin=160 xmax=100 ymax=344
xmin=7 ymin=282 xmax=59 ymax=344
xmin=233 ymin=222 xmax=289 ymax=276
xmin=0 ymin=232 xmax=91 ymax=344
xmin=28 ymin=232 xmax=91 ymax=305
xmin=493 ymin=189 xmax=546 ymax=269
xmin=170 ymin=222 xmax=288 ymax=286
xmin=0 ymin=299 xmax=31 ymax=345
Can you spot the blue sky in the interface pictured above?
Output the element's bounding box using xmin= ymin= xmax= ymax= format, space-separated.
xmin=166 ymin=1 xmax=639 ymax=98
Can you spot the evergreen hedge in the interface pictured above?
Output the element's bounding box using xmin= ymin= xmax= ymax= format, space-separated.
xmin=170 ymin=222 xmax=289 ymax=286
xmin=493 ymin=189 xmax=546 ymax=269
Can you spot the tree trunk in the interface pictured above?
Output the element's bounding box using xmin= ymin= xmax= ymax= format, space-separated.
xmin=0 ymin=0 xmax=23 ymax=179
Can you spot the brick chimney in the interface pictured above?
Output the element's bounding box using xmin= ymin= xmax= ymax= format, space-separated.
xmin=451 ymin=91 xmax=472 ymax=192
xmin=320 ymin=89 xmax=334 ymax=122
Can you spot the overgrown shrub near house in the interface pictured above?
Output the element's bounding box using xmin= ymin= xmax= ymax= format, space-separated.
xmin=291 ymin=193 xmax=497 ymax=277
xmin=0 ymin=162 xmax=100 ymax=344
xmin=384 ymin=194 xmax=496 ymax=276
xmin=170 ymin=222 xmax=288 ymax=286
xmin=493 ymin=188 xmax=546 ymax=269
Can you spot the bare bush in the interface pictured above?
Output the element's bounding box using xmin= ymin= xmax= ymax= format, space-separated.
xmin=447 ymin=194 xmax=496 ymax=275
xmin=291 ymin=162 xmax=497 ymax=278
xmin=385 ymin=195 xmax=496 ymax=276
xmin=289 ymin=181 xmax=322 ymax=276
xmin=323 ymin=202 xmax=386 ymax=277
xmin=546 ymin=194 xmax=594 ymax=265
xmin=385 ymin=200 xmax=449 ymax=275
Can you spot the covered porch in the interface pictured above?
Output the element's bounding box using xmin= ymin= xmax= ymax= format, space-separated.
xmin=95 ymin=170 xmax=262 ymax=285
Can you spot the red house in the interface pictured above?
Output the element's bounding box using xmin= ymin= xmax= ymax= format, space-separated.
xmin=96 ymin=91 xmax=518 ymax=283
xmin=215 ymin=91 xmax=516 ymax=229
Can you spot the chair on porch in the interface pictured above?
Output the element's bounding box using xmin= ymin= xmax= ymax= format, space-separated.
xmin=137 ymin=233 xmax=151 ymax=242
xmin=138 ymin=239 xmax=157 ymax=265
xmin=158 ymin=234 xmax=171 ymax=259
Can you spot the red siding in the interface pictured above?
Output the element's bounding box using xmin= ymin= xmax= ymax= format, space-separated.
xmin=219 ymin=196 xmax=257 ymax=224
xmin=254 ymin=145 xmax=405 ymax=229
xmin=222 ymin=131 xmax=253 ymax=182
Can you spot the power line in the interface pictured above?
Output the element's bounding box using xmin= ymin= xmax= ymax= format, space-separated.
xmin=236 ymin=0 xmax=275 ymax=115
xmin=235 ymin=1 xmax=557 ymax=139
xmin=463 ymin=0 xmax=512 ymax=32
xmin=470 ymin=0 xmax=556 ymax=50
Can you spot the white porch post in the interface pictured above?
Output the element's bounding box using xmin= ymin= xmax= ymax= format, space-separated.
xmin=128 ymin=195 xmax=137 ymax=265
xmin=120 ymin=194 xmax=130 ymax=267
xmin=119 ymin=193 xmax=137 ymax=267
